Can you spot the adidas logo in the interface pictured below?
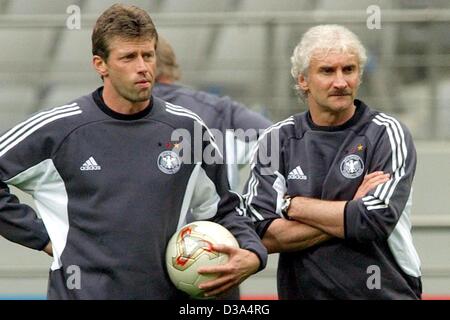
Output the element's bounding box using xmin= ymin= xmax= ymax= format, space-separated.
xmin=80 ymin=156 xmax=101 ymax=171
xmin=287 ymin=165 xmax=307 ymax=180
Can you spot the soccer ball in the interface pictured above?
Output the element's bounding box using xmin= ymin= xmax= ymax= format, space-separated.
xmin=165 ymin=221 xmax=239 ymax=298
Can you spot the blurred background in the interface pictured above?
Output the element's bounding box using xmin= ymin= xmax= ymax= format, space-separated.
xmin=0 ymin=0 xmax=449 ymax=299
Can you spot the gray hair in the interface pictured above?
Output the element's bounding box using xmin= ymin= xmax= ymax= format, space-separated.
xmin=290 ymin=25 xmax=367 ymax=96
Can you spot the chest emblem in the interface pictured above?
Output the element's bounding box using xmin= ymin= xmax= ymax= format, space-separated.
xmin=157 ymin=151 xmax=181 ymax=174
xmin=340 ymin=154 xmax=364 ymax=179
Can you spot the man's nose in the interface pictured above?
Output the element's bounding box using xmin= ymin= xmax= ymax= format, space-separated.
xmin=333 ymin=71 xmax=348 ymax=89
xmin=136 ymin=56 xmax=148 ymax=73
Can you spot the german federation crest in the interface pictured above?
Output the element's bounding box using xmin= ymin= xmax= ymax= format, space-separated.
xmin=157 ymin=151 xmax=181 ymax=174
xmin=340 ymin=154 xmax=364 ymax=179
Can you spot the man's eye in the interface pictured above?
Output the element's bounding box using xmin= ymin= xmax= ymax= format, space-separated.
xmin=344 ymin=66 xmax=356 ymax=73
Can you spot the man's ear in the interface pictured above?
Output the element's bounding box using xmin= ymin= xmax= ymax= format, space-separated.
xmin=92 ymin=55 xmax=108 ymax=78
xmin=298 ymin=74 xmax=309 ymax=92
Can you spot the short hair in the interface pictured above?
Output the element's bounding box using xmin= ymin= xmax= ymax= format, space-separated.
xmin=156 ymin=36 xmax=181 ymax=82
xmin=92 ymin=4 xmax=158 ymax=61
xmin=290 ymin=25 xmax=367 ymax=94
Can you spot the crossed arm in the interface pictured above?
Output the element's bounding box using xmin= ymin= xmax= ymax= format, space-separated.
xmin=262 ymin=171 xmax=390 ymax=253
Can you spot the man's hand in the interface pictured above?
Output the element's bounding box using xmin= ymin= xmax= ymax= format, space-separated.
xmin=43 ymin=241 xmax=53 ymax=257
xmin=353 ymin=171 xmax=390 ymax=200
xmin=196 ymin=244 xmax=260 ymax=298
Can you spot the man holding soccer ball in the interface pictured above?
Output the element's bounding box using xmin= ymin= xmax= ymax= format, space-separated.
xmin=0 ymin=4 xmax=266 ymax=299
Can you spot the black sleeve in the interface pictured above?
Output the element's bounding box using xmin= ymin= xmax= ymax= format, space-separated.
xmin=189 ymin=122 xmax=268 ymax=270
xmin=345 ymin=117 xmax=417 ymax=243
xmin=0 ymin=182 xmax=50 ymax=250
xmin=0 ymin=110 xmax=69 ymax=250
xmin=244 ymin=126 xmax=290 ymax=239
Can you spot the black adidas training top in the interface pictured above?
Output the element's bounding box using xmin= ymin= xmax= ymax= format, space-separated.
xmin=246 ymin=100 xmax=422 ymax=299
xmin=0 ymin=87 xmax=267 ymax=299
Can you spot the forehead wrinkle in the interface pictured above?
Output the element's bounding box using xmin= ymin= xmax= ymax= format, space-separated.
xmin=310 ymin=51 xmax=359 ymax=70
xmin=108 ymin=37 xmax=155 ymax=53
